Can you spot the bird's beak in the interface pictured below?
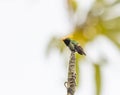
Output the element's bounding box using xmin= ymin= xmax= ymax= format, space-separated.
xmin=61 ymin=37 xmax=66 ymax=41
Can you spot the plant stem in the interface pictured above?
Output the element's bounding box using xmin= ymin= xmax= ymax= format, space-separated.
xmin=65 ymin=51 xmax=76 ymax=95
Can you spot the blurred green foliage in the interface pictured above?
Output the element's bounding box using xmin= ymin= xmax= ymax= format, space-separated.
xmin=94 ymin=64 xmax=101 ymax=95
xmin=46 ymin=0 xmax=120 ymax=95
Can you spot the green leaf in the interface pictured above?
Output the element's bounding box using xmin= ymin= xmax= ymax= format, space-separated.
xmin=46 ymin=37 xmax=66 ymax=56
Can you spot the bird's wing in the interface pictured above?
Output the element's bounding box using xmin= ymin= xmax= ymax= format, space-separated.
xmin=74 ymin=45 xmax=86 ymax=55
xmin=69 ymin=43 xmax=76 ymax=51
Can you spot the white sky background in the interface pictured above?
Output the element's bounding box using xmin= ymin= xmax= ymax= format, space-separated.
xmin=0 ymin=0 xmax=120 ymax=95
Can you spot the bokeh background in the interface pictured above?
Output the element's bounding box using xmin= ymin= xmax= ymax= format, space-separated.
xmin=0 ymin=0 xmax=120 ymax=95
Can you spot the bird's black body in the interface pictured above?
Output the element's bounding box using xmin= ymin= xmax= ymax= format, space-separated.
xmin=63 ymin=38 xmax=70 ymax=46
xmin=63 ymin=38 xmax=86 ymax=55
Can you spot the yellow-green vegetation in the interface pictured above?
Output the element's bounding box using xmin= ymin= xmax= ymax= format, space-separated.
xmin=46 ymin=0 xmax=120 ymax=95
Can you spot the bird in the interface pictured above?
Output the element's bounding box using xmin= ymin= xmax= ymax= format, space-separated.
xmin=63 ymin=38 xmax=86 ymax=55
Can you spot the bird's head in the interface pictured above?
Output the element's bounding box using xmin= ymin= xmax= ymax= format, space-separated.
xmin=62 ymin=38 xmax=70 ymax=46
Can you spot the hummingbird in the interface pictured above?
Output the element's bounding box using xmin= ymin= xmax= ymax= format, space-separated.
xmin=63 ymin=38 xmax=86 ymax=55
